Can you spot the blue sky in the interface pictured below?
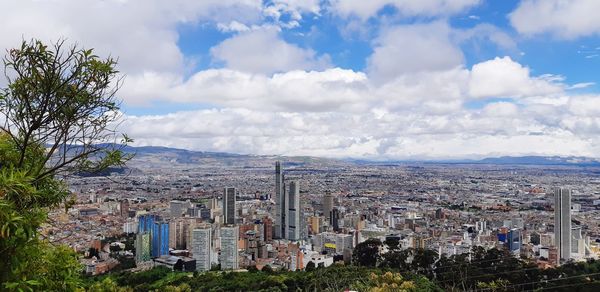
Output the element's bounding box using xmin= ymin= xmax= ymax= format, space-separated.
xmin=2 ymin=0 xmax=600 ymax=159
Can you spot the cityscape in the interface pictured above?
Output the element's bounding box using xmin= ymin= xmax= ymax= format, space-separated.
xmin=44 ymin=149 xmax=600 ymax=276
xmin=3 ymin=0 xmax=600 ymax=291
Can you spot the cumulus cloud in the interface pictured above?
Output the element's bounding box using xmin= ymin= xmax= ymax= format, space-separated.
xmin=469 ymin=57 xmax=564 ymax=98
xmin=210 ymin=28 xmax=331 ymax=75
xmin=510 ymin=0 xmax=600 ymax=38
xmin=0 ymin=0 xmax=267 ymax=74
xmin=367 ymin=22 xmax=464 ymax=83
xmin=3 ymin=0 xmax=600 ymax=159
xmin=330 ymin=0 xmax=481 ymax=20
xmin=120 ymin=68 xmax=370 ymax=111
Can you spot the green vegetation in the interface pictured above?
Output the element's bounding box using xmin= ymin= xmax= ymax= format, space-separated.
xmin=84 ymin=265 xmax=440 ymax=292
xmin=351 ymin=239 xmax=600 ymax=291
xmin=0 ymin=39 xmax=129 ymax=291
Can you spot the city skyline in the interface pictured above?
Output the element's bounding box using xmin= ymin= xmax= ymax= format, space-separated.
xmin=2 ymin=1 xmax=600 ymax=159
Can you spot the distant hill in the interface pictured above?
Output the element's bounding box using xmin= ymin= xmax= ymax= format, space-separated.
xmin=78 ymin=144 xmax=600 ymax=171
xmin=475 ymin=156 xmax=600 ymax=166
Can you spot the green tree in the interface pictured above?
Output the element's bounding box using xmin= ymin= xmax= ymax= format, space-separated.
xmin=352 ymin=238 xmax=382 ymax=267
xmin=0 ymin=39 xmax=130 ymax=291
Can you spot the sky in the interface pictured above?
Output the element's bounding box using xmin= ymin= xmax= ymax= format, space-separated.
xmin=1 ymin=0 xmax=600 ymax=160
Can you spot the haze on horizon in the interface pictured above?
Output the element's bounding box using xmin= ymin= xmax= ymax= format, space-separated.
xmin=2 ymin=0 xmax=600 ymax=160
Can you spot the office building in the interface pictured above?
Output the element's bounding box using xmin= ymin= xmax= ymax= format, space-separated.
xmin=323 ymin=191 xmax=334 ymax=220
xmin=192 ymin=226 xmax=212 ymax=271
xmin=170 ymin=200 xmax=190 ymax=218
xmin=507 ymin=228 xmax=521 ymax=253
xmin=221 ymin=226 xmax=239 ymax=270
xmin=274 ymin=161 xmax=286 ymax=239
xmin=286 ymin=181 xmax=301 ymax=241
xmin=169 ymin=217 xmax=198 ymax=250
xmin=119 ymin=199 xmax=129 ymax=218
xmin=263 ymin=216 xmax=273 ymax=242
xmin=135 ymin=232 xmax=151 ymax=263
xmin=331 ymin=208 xmax=340 ymax=232
xmin=554 ymin=188 xmax=571 ymax=262
xmin=152 ymin=221 xmax=170 ymax=258
xmin=223 ymin=187 xmax=236 ymax=225
xmin=138 ymin=214 xmax=157 ymax=234
xmin=123 ymin=219 xmax=137 ymax=234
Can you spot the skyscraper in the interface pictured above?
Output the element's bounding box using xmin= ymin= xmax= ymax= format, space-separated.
xmin=223 ymin=187 xmax=236 ymax=225
xmin=169 ymin=217 xmax=198 ymax=250
xmin=286 ymin=180 xmax=301 ymax=241
xmin=274 ymin=161 xmax=286 ymax=239
xmin=138 ymin=214 xmax=157 ymax=234
xmin=221 ymin=226 xmax=239 ymax=270
xmin=135 ymin=232 xmax=151 ymax=263
xmin=263 ymin=216 xmax=273 ymax=242
xmin=323 ymin=190 xmax=334 ymax=220
xmin=507 ymin=228 xmax=521 ymax=253
xmin=554 ymin=188 xmax=571 ymax=262
xmin=151 ymin=221 xmax=170 ymax=258
xmin=192 ymin=226 xmax=212 ymax=271
xmin=331 ymin=208 xmax=340 ymax=232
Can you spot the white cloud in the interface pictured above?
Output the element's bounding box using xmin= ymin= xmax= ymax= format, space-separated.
xmin=3 ymin=0 xmax=600 ymax=159
xmin=367 ymin=22 xmax=464 ymax=83
xmin=0 ymin=0 xmax=265 ymax=75
xmin=330 ymin=0 xmax=481 ymax=20
xmin=510 ymin=0 xmax=600 ymax=39
xmin=121 ymin=68 xmax=370 ymax=111
xmin=210 ymin=28 xmax=331 ymax=75
xmin=469 ymin=56 xmax=564 ymax=98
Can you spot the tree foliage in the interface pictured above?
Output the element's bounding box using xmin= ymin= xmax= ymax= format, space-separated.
xmin=0 ymin=39 xmax=129 ymax=291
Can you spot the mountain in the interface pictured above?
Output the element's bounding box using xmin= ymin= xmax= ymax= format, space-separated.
xmin=474 ymin=156 xmax=600 ymax=166
xmin=83 ymin=144 xmax=600 ymax=170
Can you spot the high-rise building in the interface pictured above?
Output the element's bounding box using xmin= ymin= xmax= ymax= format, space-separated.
xmin=151 ymin=221 xmax=170 ymax=258
xmin=169 ymin=217 xmax=198 ymax=250
xmin=309 ymin=216 xmax=322 ymax=235
xmin=274 ymin=161 xmax=286 ymax=239
xmin=223 ymin=187 xmax=236 ymax=225
xmin=192 ymin=226 xmax=212 ymax=271
xmin=263 ymin=216 xmax=273 ymax=242
xmin=554 ymin=188 xmax=572 ymax=262
xmin=123 ymin=219 xmax=138 ymax=234
xmin=323 ymin=191 xmax=334 ymax=220
xmin=221 ymin=226 xmax=239 ymax=270
xmin=170 ymin=200 xmax=190 ymax=218
xmin=331 ymin=208 xmax=340 ymax=232
xmin=138 ymin=214 xmax=157 ymax=234
xmin=119 ymin=199 xmax=129 ymax=218
xmin=286 ymin=181 xmax=301 ymax=241
xmin=135 ymin=232 xmax=151 ymax=263
xmin=507 ymin=228 xmax=521 ymax=253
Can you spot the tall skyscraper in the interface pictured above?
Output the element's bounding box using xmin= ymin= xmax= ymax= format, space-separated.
xmin=507 ymin=228 xmax=521 ymax=253
xmin=323 ymin=190 xmax=334 ymax=220
xmin=135 ymin=232 xmax=151 ymax=263
xmin=221 ymin=226 xmax=239 ymax=270
xmin=151 ymin=221 xmax=170 ymax=258
xmin=274 ymin=161 xmax=286 ymax=239
xmin=223 ymin=187 xmax=237 ymax=225
xmin=192 ymin=226 xmax=212 ymax=271
xmin=138 ymin=214 xmax=157 ymax=234
xmin=554 ymin=188 xmax=572 ymax=262
xmin=169 ymin=217 xmax=198 ymax=250
xmin=331 ymin=208 xmax=341 ymax=232
xmin=286 ymin=181 xmax=301 ymax=241
xmin=263 ymin=216 xmax=273 ymax=242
